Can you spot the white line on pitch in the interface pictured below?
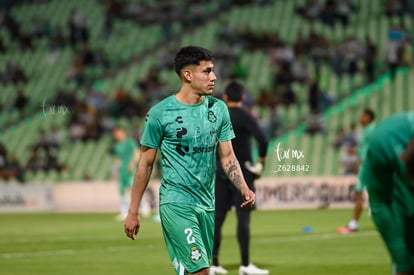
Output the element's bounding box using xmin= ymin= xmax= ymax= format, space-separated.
xmin=0 ymin=245 xmax=148 ymax=259
xmin=0 ymin=235 xmax=124 ymax=244
xmin=0 ymin=231 xmax=378 ymax=260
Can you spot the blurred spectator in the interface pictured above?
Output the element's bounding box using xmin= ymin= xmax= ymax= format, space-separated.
xmin=384 ymin=0 xmax=406 ymax=23
xmin=343 ymin=36 xmax=364 ymax=77
xmin=100 ymin=113 xmax=115 ymax=134
xmin=68 ymin=9 xmax=89 ymax=48
xmin=291 ymin=56 xmax=310 ymax=83
xmin=279 ymin=84 xmax=297 ymax=106
xmin=0 ymin=145 xmax=24 ymax=182
xmin=340 ymin=145 xmax=358 ymax=175
xmin=293 ymin=32 xmax=308 ymax=57
xmin=400 ymin=39 xmax=413 ymax=67
xmin=137 ymin=67 xmax=162 ymax=92
xmin=79 ymin=42 xmax=95 ymax=65
xmin=335 ymin=0 xmax=353 ymax=27
xmin=45 ymin=149 xmax=66 ymax=172
xmin=47 ymin=126 xmax=61 ymax=148
xmin=7 ymin=154 xmax=24 ymax=182
xmin=305 ymin=110 xmax=325 ymax=135
xmin=35 ymin=129 xmax=50 ymax=150
xmin=94 ymin=48 xmax=109 ymax=68
xmin=52 ymin=90 xmax=78 ymax=108
xmin=66 ymin=53 xmax=85 ymax=85
xmin=333 ymin=126 xmax=347 ymax=150
xmin=385 ymin=34 xmax=401 ymax=80
xmin=25 ymin=147 xmax=45 ymax=172
xmin=297 ymin=0 xmax=354 ymax=27
xmin=364 ymin=36 xmax=377 ymax=83
xmin=273 ymin=62 xmax=292 ymax=87
xmin=69 ymin=116 xmax=87 ymax=142
xmin=296 ymin=0 xmax=323 ymax=20
xmin=272 ymin=42 xmax=295 ymax=65
xmin=345 ymin=123 xmax=359 ymax=146
xmin=1 ymin=61 xmax=28 ymax=85
xmin=85 ymin=87 xmax=107 ymax=112
xmin=320 ymin=90 xmax=335 ymax=111
xmin=49 ymin=26 xmax=66 ymax=49
xmin=3 ymin=12 xmax=35 ymax=51
xmin=268 ymin=104 xmax=282 ymax=137
xmin=25 ymin=146 xmax=65 ymax=173
xmin=14 ymin=89 xmax=29 ymax=111
xmin=307 ymin=78 xmax=321 ymax=112
xmin=330 ymin=42 xmax=344 ymax=77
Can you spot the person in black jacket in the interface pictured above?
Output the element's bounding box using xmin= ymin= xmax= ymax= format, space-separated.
xmin=210 ymin=81 xmax=269 ymax=275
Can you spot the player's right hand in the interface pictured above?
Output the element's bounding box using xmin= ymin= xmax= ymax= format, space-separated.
xmin=124 ymin=213 xmax=140 ymax=240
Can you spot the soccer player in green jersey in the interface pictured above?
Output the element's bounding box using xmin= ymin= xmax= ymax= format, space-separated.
xmin=361 ymin=112 xmax=414 ymax=275
xmin=112 ymin=125 xmax=139 ymax=220
xmin=339 ymin=108 xmax=376 ymax=233
xmin=124 ymin=46 xmax=255 ymax=275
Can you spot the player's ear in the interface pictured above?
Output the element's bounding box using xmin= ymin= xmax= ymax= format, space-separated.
xmin=182 ymin=69 xmax=192 ymax=83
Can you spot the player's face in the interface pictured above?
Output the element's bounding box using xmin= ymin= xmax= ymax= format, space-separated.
xmin=359 ymin=113 xmax=369 ymax=126
xmin=113 ymin=128 xmax=125 ymax=141
xmin=187 ymin=61 xmax=216 ymax=95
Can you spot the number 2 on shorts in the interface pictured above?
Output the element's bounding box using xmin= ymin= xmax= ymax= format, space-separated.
xmin=184 ymin=228 xmax=195 ymax=244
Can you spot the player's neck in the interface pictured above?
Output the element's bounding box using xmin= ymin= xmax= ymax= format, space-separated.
xmin=175 ymin=88 xmax=204 ymax=105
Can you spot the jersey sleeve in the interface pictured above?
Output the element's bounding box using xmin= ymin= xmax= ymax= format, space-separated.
xmin=140 ymin=108 xmax=163 ymax=149
xmin=218 ymin=102 xmax=235 ymax=142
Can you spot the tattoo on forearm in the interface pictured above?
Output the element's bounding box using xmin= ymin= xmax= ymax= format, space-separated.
xmin=224 ymin=159 xmax=243 ymax=189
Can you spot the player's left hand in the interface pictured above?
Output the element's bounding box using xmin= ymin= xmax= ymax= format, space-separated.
xmin=124 ymin=212 xmax=140 ymax=240
xmin=240 ymin=186 xmax=255 ymax=208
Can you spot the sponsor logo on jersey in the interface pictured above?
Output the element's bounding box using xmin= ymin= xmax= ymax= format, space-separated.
xmin=191 ymin=246 xmax=202 ymax=261
xmin=175 ymin=116 xmax=183 ymax=124
xmin=192 ymin=145 xmax=215 ymax=154
xmin=207 ymin=111 xmax=217 ymax=123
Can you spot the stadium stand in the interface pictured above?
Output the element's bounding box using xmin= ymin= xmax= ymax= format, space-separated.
xmin=0 ymin=0 xmax=413 ymax=182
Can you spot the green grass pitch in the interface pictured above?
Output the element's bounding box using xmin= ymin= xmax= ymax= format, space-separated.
xmin=0 ymin=209 xmax=390 ymax=275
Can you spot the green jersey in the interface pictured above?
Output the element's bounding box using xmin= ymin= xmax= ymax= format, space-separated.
xmin=357 ymin=123 xmax=375 ymax=162
xmin=140 ymin=95 xmax=235 ymax=211
xmin=114 ymin=137 xmax=137 ymax=172
xmin=362 ymin=112 xmax=414 ymax=272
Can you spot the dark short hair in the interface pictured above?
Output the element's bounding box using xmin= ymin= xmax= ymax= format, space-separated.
xmin=363 ymin=108 xmax=376 ymax=122
xmin=174 ymin=46 xmax=214 ymax=76
xmin=224 ymin=81 xmax=244 ymax=102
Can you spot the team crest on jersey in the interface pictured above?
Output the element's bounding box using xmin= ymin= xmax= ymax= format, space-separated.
xmin=191 ymin=246 xmax=202 ymax=261
xmin=208 ymin=111 xmax=217 ymax=123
